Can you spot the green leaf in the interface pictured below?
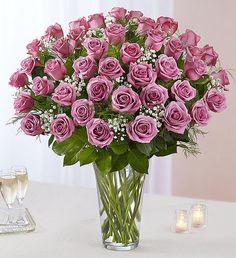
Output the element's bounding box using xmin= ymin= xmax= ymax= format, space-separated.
xmin=109 ymin=141 xmax=128 ymax=155
xmin=176 ymin=55 xmax=184 ymax=70
xmin=48 ymin=135 xmax=54 ymax=147
xmin=156 ymin=144 xmax=177 ymax=157
xmin=79 ymin=146 xmax=97 ymax=166
xmin=95 ymin=150 xmax=112 ymax=175
xmin=135 ymin=142 xmax=153 ymax=156
xmin=111 ymin=153 xmax=128 ymax=172
xmin=170 ymin=130 xmax=189 ymax=142
xmin=128 ymin=148 xmax=149 ymax=174
xmin=107 ymin=45 xmax=119 ymax=58
xmin=65 ymin=57 xmax=74 ymax=77
xmin=63 ymin=147 xmax=81 ymax=166
xmin=31 ymin=66 xmax=45 ymax=79
xmin=155 ymin=136 xmax=167 ymax=150
xmin=76 ymin=127 xmax=88 ymax=143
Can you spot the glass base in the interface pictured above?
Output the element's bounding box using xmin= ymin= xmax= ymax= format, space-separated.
xmin=103 ymin=241 xmax=139 ymax=251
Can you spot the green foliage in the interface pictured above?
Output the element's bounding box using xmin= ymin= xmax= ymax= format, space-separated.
xmin=95 ymin=150 xmax=112 ymax=175
xmin=107 ymin=45 xmax=120 ymax=59
xmin=111 ymin=152 xmax=128 ymax=172
xmin=156 ymin=144 xmax=177 ymax=156
xmin=109 ymin=140 xmax=128 ymax=155
xmin=31 ymin=66 xmax=45 ymax=79
xmin=65 ymin=57 xmax=74 ymax=77
xmin=128 ymin=148 xmax=149 ymax=174
xmin=79 ymin=145 xmax=97 ymax=166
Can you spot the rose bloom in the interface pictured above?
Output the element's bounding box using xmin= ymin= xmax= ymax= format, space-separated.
xmin=71 ymin=99 xmax=95 ymax=126
xmin=99 ymin=57 xmax=124 ymax=79
xmin=184 ymin=57 xmax=207 ymax=81
xmin=14 ymin=92 xmax=33 ymax=114
xmin=32 ymin=76 xmax=54 ymax=96
xmin=44 ymin=58 xmax=66 ymax=80
xmin=190 ymin=100 xmax=210 ymax=126
xmin=155 ymin=54 xmax=180 ymax=81
xmin=73 ymin=56 xmax=97 ymax=79
xmin=83 ymin=37 xmax=108 ymax=59
xmin=140 ymin=83 xmax=168 ymax=108
xmin=126 ymin=115 xmax=158 ymax=143
xmin=112 ymin=86 xmax=141 ymax=113
xmin=211 ymin=70 xmax=230 ymax=90
xmin=52 ymin=82 xmax=76 ymax=106
xmin=179 ymin=29 xmax=200 ymax=48
xmin=69 ymin=17 xmax=89 ymax=32
xmin=171 ymin=80 xmax=196 ymax=102
xmin=120 ymin=42 xmax=143 ymax=64
xmin=201 ymin=45 xmax=218 ymax=66
xmin=43 ymin=23 xmax=64 ymax=39
xmin=145 ymin=29 xmax=165 ymax=51
xmin=105 ymin=23 xmax=126 ymax=45
xmin=86 ymin=118 xmax=114 ymax=148
xmin=51 ymin=114 xmax=75 ymax=142
xmin=26 ymin=39 xmax=41 ymax=56
xmin=21 ymin=114 xmax=43 ymax=136
xmin=164 ymin=101 xmax=191 ymax=134
xmin=52 ymin=38 xmax=74 ymax=58
xmin=137 ymin=17 xmax=156 ymax=35
xmin=128 ymin=63 xmax=156 ymax=88
xmin=204 ymin=88 xmax=226 ymax=113
xmin=20 ymin=57 xmax=38 ymax=74
xmin=186 ymin=46 xmax=205 ymax=60
xmin=126 ymin=10 xmax=143 ymax=20
xmin=164 ymin=37 xmax=184 ymax=60
xmin=88 ymin=13 xmax=105 ymax=29
xmin=9 ymin=71 xmax=28 ymax=88
xmin=87 ymin=76 xmax=113 ymax=102
xmin=156 ymin=16 xmax=178 ymax=35
xmin=109 ymin=7 xmax=127 ymax=20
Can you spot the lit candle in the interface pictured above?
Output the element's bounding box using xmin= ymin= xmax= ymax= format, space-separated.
xmin=175 ymin=210 xmax=188 ymax=233
xmin=191 ymin=204 xmax=206 ymax=228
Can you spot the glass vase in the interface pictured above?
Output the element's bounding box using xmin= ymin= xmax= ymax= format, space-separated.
xmin=94 ymin=164 xmax=146 ymax=251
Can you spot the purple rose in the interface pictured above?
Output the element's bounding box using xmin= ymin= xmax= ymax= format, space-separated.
xmin=43 ymin=23 xmax=64 ymax=39
xmin=83 ymin=37 xmax=108 ymax=60
xmin=73 ymin=56 xmax=97 ymax=79
xmin=179 ymin=29 xmax=200 ymax=48
xmin=164 ymin=101 xmax=191 ymax=134
xmin=112 ymin=86 xmax=141 ymax=113
xmin=211 ymin=70 xmax=230 ymax=90
xmin=137 ymin=17 xmax=156 ymax=35
xmin=164 ymin=37 xmax=184 ymax=60
xmin=32 ymin=76 xmax=54 ymax=96
xmin=145 ymin=29 xmax=165 ymax=51
xmin=88 ymin=13 xmax=105 ymax=29
xmin=99 ymin=57 xmax=124 ymax=79
xmin=51 ymin=114 xmax=75 ymax=142
xmin=140 ymin=83 xmax=168 ymax=108
xmin=105 ymin=23 xmax=126 ymax=45
xmin=26 ymin=39 xmax=41 ymax=57
xmin=155 ymin=54 xmax=180 ymax=81
xmin=44 ymin=58 xmax=66 ymax=80
xmin=71 ymin=99 xmax=95 ymax=126
xmin=14 ymin=92 xmax=34 ymax=114
xmin=9 ymin=71 xmax=28 ymax=88
xmin=127 ymin=63 xmax=156 ymax=88
xmin=126 ymin=115 xmax=158 ymax=143
xmin=184 ymin=57 xmax=207 ymax=81
xmin=52 ymin=82 xmax=76 ymax=106
xmin=20 ymin=57 xmax=37 ymax=74
xmin=156 ymin=16 xmax=178 ymax=35
xmin=109 ymin=7 xmax=127 ymax=21
xmin=52 ymin=38 xmax=74 ymax=58
xmin=190 ymin=100 xmax=210 ymax=126
xmin=86 ymin=118 xmax=114 ymax=148
xmin=68 ymin=19 xmax=85 ymax=48
xmin=201 ymin=45 xmax=218 ymax=66
xmin=87 ymin=76 xmax=113 ymax=102
xmin=126 ymin=10 xmax=143 ymax=20
xmin=171 ymin=80 xmax=196 ymax=102
xmin=120 ymin=42 xmax=143 ymax=64
xmin=21 ymin=114 xmax=43 ymax=136
xmin=204 ymin=88 xmax=226 ymax=113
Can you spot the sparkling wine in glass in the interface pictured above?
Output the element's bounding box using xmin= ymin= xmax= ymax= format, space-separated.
xmin=12 ymin=166 xmax=28 ymax=224
xmin=0 ymin=170 xmax=18 ymax=224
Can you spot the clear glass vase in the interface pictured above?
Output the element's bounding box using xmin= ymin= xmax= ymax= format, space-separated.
xmin=94 ymin=164 xmax=146 ymax=251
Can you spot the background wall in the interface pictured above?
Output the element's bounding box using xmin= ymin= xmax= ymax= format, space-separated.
xmin=172 ymin=0 xmax=236 ymax=202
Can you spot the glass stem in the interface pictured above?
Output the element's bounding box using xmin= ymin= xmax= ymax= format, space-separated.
xmin=7 ymin=205 xmax=13 ymax=224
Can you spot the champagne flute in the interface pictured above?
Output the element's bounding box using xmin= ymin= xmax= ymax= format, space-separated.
xmin=0 ymin=169 xmax=18 ymax=224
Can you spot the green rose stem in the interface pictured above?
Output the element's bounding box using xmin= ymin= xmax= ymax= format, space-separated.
xmin=95 ymin=168 xmax=145 ymax=246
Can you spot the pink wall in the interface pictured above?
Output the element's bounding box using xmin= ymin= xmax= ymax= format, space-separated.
xmin=172 ymin=0 xmax=236 ymax=202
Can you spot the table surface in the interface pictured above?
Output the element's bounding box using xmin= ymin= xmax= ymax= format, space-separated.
xmin=1 ymin=182 xmax=236 ymax=258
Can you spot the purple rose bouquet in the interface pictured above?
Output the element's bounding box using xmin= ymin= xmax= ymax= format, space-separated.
xmin=9 ymin=7 xmax=230 ymax=250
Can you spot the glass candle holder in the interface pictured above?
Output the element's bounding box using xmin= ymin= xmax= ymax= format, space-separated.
xmin=190 ymin=203 xmax=207 ymax=229
xmin=174 ymin=210 xmax=189 ymax=233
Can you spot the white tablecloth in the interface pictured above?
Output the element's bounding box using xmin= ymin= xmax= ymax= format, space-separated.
xmin=1 ymin=182 xmax=236 ymax=258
